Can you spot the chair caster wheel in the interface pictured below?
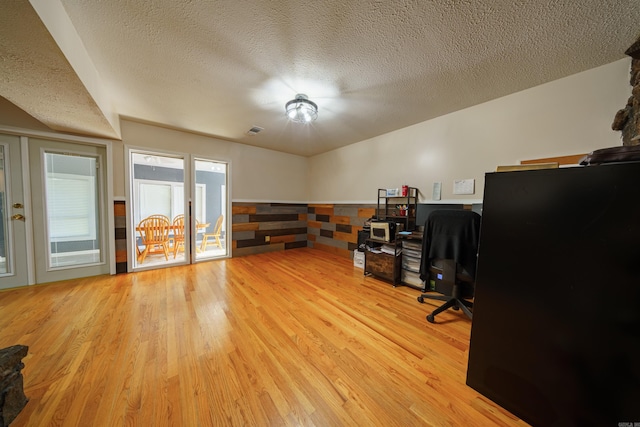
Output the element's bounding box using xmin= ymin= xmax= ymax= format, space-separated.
xmin=453 ymin=306 xmax=459 ymax=311
xmin=417 ymin=296 xmax=424 ymax=303
xmin=427 ymin=314 xmax=435 ymax=323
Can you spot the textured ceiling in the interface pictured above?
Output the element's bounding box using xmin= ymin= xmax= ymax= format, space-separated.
xmin=1 ymin=0 xmax=639 ymax=156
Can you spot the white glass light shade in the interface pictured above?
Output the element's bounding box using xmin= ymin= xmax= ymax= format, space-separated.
xmin=285 ymin=94 xmax=318 ymax=123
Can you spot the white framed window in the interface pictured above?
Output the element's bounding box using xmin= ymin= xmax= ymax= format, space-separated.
xmin=43 ymin=151 xmax=103 ymax=269
xmin=47 ymin=172 xmax=98 ymax=242
xmin=134 ymin=179 xmax=206 ymax=223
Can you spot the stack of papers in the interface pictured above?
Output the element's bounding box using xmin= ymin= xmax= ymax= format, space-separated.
xmin=380 ymin=244 xmax=402 ymax=255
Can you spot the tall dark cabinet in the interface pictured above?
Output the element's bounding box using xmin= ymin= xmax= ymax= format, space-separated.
xmin=466 ymin=162 xmax=640 ymax=426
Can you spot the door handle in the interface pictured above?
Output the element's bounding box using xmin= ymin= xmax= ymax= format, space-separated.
xmin=13 ymin=203 xmax=23 ymax=209
xmin=11 ymin=214 xmax=25 ymax=221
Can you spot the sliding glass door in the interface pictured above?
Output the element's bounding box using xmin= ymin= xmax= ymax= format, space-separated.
xmin=130 ymin=152 xmax=188 ymax=269
xmin=128 ymin=150 xmax=228 ymax=270
xmin=194 ymin=159 xmax=228 ymax=260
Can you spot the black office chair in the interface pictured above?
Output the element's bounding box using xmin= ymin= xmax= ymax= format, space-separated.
xmin=417 ymin=209 xmax=481 ymax=323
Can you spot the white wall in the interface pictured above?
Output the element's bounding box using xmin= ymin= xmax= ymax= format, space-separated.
xmin=116 ymin=119 xmax=309 ymax=202
xmin=308 ymin=58 xmax=632 ymax=203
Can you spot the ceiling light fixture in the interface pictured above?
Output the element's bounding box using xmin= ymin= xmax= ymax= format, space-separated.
xmin=285 ymin=94 xmax=318 ymax=123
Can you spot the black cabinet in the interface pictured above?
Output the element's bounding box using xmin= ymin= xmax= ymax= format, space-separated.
xmin=466 ymin=162 xmax=640 ymax=426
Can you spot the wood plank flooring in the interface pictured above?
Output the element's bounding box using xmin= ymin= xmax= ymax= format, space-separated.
xmin=0 ymin=248 xmax=528 ymax=426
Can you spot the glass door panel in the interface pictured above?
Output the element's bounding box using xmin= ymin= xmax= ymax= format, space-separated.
xmin=0 ymin=145 xmax=9 ymax=275
xmin=29 ymin=138 xmax=109 ymax=284
xmin=45 ymin=153 xmax=101 ymax=268
xmin=131 ymin=152 xmax=187 ymax=269
xmin=194 ymin=159 xmax=228 ymax=260
xmin=0 ymin=135 xmax=29 ymax=289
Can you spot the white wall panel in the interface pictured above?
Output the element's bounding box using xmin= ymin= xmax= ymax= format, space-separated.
xmin=118 ymin=120 xmax=309 ymax=202
xmin=309 ymin=58 xmax=632 ymax=203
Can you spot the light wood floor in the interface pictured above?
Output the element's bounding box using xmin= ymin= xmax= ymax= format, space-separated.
xmin=0 ymin=248 xmax=528 ymax=426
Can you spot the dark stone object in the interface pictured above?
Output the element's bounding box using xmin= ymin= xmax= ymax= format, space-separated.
xmin=0 ymin=345 xmax=28 ymax=427
xmin=613 ymin=36 xmax=640 ymax=145
xmin=579 ymin=144 xmax=640 ymax=165
xmin=625 ymin=38 xmax=640 ymax=60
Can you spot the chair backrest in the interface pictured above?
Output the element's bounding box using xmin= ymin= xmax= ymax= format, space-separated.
xmin=213 ymin=214 xmax=223 ymax=234
xmin=139 ymin=215 xmax=170 ymax=244
xmin=420 ymin=209 xmax=481 ymax=295
xmin=172 ymin=214 xmax=185 ymax=238
xmin=147 ymin=214 xmax=170 ymax=222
